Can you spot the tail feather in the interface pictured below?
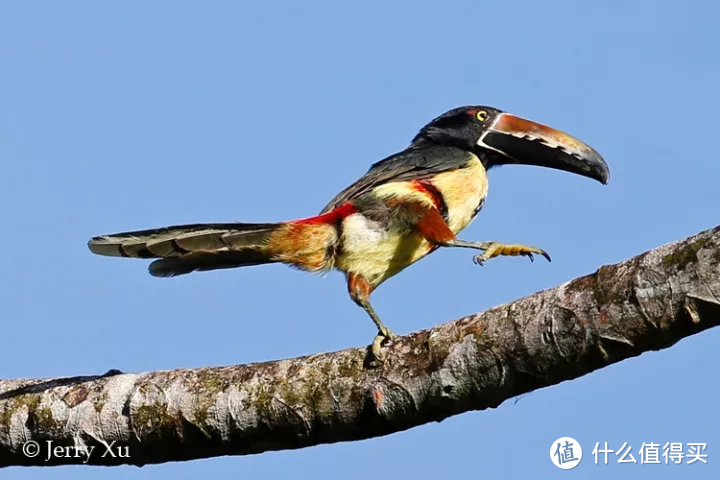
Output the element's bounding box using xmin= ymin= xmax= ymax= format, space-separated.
xmin=148 ymin=250 xmax=273 ymax=277
xmin=88 ymin=222 xmax=281 ymax=277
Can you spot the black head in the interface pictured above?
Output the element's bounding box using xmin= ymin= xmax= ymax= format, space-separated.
xmin=413 ymin=105 xmax=609 ymax=185
xmin=412 ymin=106 xmax=503 ymax=151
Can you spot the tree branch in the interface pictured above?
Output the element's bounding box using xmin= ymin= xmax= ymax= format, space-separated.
xmin=1 ymin=225 xmax=719 ymax=468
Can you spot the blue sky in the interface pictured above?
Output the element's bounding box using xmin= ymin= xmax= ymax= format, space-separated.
xmin=1 ymin=1 xmax=718 ymax=478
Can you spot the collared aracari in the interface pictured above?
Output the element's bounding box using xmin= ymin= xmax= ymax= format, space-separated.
xmin=88 ymin=106 xmax=609 ymax=365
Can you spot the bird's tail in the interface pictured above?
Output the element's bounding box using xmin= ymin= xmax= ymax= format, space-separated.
xmin=88 ymin=218 xmax=339 ymax=277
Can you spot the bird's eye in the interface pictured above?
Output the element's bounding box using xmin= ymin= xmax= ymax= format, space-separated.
xmin=475 ymin=110 xmax=489 ymax=122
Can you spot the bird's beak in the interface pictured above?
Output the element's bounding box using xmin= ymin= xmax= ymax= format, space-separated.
xmin=478 ymin=113 xmax=610 ymax=184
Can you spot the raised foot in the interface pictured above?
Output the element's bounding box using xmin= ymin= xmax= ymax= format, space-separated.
xmin=473 ymin=242 xmax=551 ymax=266
xmin=367 ymin=329 xmax=397 ymax=368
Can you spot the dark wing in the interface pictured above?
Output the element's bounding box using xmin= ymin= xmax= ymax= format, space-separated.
xmin=320 ymin=144 xmax=473 ymax=213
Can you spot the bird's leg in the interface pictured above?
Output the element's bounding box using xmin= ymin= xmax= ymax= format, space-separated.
xmin=443 ymin=239 xmax=551 ymax=266
xmin=347 ymin=273 xmax=396 ymax=367
xmin=407 ymin=204 xmax=551 ymax=267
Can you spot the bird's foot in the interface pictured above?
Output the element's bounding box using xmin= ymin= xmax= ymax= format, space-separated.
xmin=367 ymin=328 xmax=397 ymax=368
xmin=473 ymin=242 xmax=551 ymax=266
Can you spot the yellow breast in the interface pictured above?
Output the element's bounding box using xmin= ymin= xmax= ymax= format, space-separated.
xmin=431 ymin=155 xmax=488 ymax=233
xmin=334 ymin=155 xmax=488 ymax=286
xmin=335 ymin=213 xmax=433 ymax=286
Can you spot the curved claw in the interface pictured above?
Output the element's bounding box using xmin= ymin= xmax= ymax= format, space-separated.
xmin=520 ymin=248 xmax=551 ymax=263
xmin=379 ymin=326 xmax=398 ymax=340
xmin=368 ymin=335 xmax=386 ymax=368
xmin=537 ymin=250 xmax=552 ymax=262
xmin=368 ymin=329 xmax=397 ymax=368
xmin=472 ymin=244 xmax=551 ymax=266
xmin=472 ymin=254 xmax=486 ymax=267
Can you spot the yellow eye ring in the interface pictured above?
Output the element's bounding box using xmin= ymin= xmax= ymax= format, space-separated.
xmin=475 ymin=110 xmax=488 ymax=121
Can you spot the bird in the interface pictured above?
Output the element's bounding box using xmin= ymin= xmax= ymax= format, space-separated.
xmin=88 ymin=105 xmax=609 ymax=366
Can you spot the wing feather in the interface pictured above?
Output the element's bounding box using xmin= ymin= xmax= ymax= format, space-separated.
xmin=320 ymin=144 xmax=473 ymax=213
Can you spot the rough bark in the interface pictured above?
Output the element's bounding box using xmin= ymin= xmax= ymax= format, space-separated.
xmin=1 ymin=225 xmax=719 ymax=468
